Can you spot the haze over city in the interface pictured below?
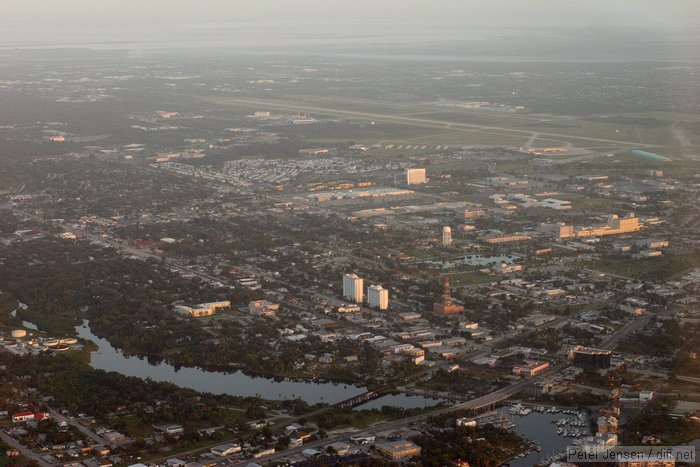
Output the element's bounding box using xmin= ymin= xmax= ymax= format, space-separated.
xmin=2 ymin=0 xmax=700 ymax=58
xmin=0 ymin=1 xmax=699 ymax=467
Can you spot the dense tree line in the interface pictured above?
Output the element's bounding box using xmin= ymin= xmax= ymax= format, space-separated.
xmin=623 ymin=396 xmax=700 ymax=445
xmin=414 ymin=424 xmax=526 ymax=467
xmin=0 ymin=352 xmax=268 ymax=431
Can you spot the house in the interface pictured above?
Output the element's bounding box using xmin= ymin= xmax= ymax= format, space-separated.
xmin=301 ymin=448 xmax=322 ymax=458
xmin=102 ymin=431 xmax=127 ymax=444
xmin=327 ymin=442 xmax=350 ymax=456
xmin=82 ymin=457 xmax=113 ymax=467
xmin=456 ymin=417 xmax=477 ymax=427
xmin=153 ymin=424 xmax=184 ymax=435
xmin=165 ymin=458 xmax=187 ymax=467
xmin=91 ymin=446 xmax=110 ymax=456
xmin=284 ymin=423 xmax=303 ymax=436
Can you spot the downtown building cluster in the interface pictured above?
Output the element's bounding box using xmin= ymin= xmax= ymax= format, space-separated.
xmin=342 ymin=273 xmax=389 ymax=310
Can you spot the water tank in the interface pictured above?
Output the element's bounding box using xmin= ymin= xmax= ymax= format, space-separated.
xmin=11 ymin=329 xmax=27 ymax=339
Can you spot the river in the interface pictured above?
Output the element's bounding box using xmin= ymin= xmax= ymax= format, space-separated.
xmin=75 ymin=322 xmax=440 ymax=408
xmin=75 ymin=322 xmax=365 ymax=405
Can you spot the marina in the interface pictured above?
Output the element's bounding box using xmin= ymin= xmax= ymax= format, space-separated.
xmin=499 ymin=404 xmax=592 ymax=467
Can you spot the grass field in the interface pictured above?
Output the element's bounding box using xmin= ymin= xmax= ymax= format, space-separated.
xmin=587 ymin=254 xmax=700 ymax=282
xmin=443 ymin=270 xmax=502 ymax=285
xmin=194 ymin=94 xmax=686 ymax=151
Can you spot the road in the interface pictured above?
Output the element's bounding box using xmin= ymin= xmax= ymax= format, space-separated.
xmin=8 ymin=205 xmax=338 ymax=313
xmin=47 ymin=408 xmax=107 ymax=446
xmin=223 ymin=370 xmax=554 ymax=465
xmin=628 ymin=369 xmax=700 ymax=386
xmin=597 ymin=315 xmax=653 ymax=351
xmin=597 ymin=308 xmax=678 ymax=351
xmin=0 ymin=431 xmax=52 ymax=467
xmin=6 ymin=205 xmax=662 ymax=465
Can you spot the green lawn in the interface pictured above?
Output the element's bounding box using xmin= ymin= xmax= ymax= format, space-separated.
xmin=443 ymin=270 xmax=502 ymax=285
xmin=587 ymin=253 xmax=700 ymax=282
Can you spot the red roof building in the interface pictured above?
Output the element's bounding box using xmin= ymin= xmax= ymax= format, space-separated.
xmin=12 ymin=411 xmax=35 ymax=423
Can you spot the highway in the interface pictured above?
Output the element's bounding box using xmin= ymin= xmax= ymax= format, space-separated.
xmin=7 ymin=205 xmax=683 ymax=466
xmin=223 ymin=309 xmax=682 ymax=465
xmin=220 ymin=369 xmax=554 ymax=465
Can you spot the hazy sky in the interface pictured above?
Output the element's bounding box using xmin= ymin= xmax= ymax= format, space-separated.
xmin=3 ymin=0 xmax=699 ymax=27
xmin=2 ymin=0 xmax=699 ymax=51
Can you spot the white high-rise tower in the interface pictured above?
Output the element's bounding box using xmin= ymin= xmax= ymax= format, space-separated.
xmin=342 ymin=273 xmax=364 ymax=303
xmin=442 ymin=226 xmax=452 ymax=247
xmin=367 ymin=285 xmax=389 ymax=310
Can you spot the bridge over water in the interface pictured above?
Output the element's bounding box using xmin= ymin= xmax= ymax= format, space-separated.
xmin=334 ymin=385 xmax=393 ymax=409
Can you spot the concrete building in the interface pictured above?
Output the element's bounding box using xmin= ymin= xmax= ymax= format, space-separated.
xmin=576 ymin=213 xmax=642 ymax=238
xmin=342 ymin=273 xmax=364 ymax=303
xmin=12 ymin=411 xmax=36 ymax=423
xmin=248 ymin=300 xmax=279 ymax=317
xmin=442 ymin=226 xmax=452 ymax=247
xmin=540 ymin=214 xmax=642 ymax=240
xmin=405 ymin=168 xmax=427 ymax=185
xmin=175 ymin=301 xmax=230 ymax=318
xmin=618 ymin=457 xmax=675 ymax=467
xmin=464 ymin=209 xmax=486 ymax=220
xmin=512 ymin=360 xmax=550 ymax=376
xmin=367 ymin=285 xmax=389 ymax=310
xmin=210 ymin=444 xmax=241 ymax=457
xmin=572 ymin=347 xmax=612 ymax=370
xmin=337 ymin=304 xmax=361 ymax=313
xmin=579 ymin=433 xmax=618 ymax=454
xmin=597 ymin=416 xmax=619 ymax=434
xmin=483 ymin=234 xmax=531 ymax=244
xmin=538 ymin=222 xmax=575 ymax=240
xmin=375 ymin=440 xmax=422 ymax=460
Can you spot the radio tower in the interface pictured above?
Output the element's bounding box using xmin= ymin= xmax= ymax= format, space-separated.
xmin=433 ymin=275 xmax=464 ymax=315
xmin=443 ymin=276 xmax=453 ymax=306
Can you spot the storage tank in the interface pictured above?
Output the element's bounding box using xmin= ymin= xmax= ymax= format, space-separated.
xmin=11 ymin=329 xmax=27 ymax=339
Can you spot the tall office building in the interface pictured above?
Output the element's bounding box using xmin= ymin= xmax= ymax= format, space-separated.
xmin=342 ymin=273 xmax=364 ymax=303
xmin=367 ymin=285 xmax=389 ymax=310
xmin=442 ymin=226 xmax=452 ymax=247
xmin=405 ymin=168 xmax=427 ymax=185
